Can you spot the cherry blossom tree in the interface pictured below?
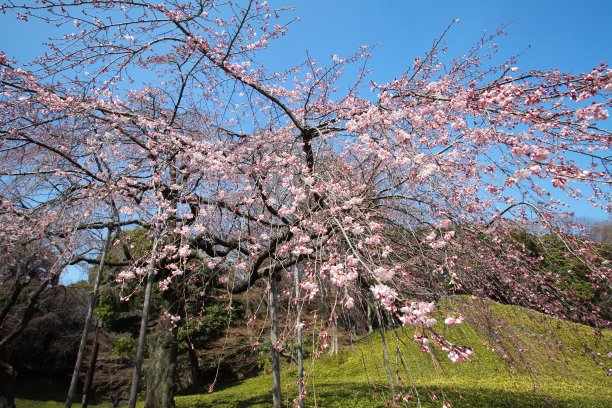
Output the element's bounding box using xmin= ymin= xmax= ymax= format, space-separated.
xmin=0 ymin=1 xmax=610 ymax=407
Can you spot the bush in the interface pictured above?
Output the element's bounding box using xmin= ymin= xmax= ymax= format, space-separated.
xmin=112 ymin=336 xmax=137 ymax=359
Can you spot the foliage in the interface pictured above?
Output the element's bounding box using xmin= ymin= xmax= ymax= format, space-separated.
xmin=112 ymin=336 xmax=138 ymax=359
xmin=178 ymin=302 xmax=233 ymax=350
xmin=510 ymin=230 xmax=611 ymax=324
xmin=1 ymin=286 xmax=88 ymax=378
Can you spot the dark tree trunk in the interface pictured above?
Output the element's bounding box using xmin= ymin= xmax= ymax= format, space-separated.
xmin=128 ymin=235 xmax=160 ymax=408
xmin=66 ymin=232 xmax=112 ymax=408
xmin=0 ymin=360 xmax=16 ymax=408
xmin=145 ymin=315 xmax=178 ymax=408
xmin=186 ymin=339 xmax=200 ymax=387
xmin=269 ymin=274 xmax=282 ymax=408
xmin=366 ymin=303 xmax=374 ymax=334
xmin=82 ymin=323 xmax=101 ymax=408
xmin=143 ymin=167 xmax=180 ymax=408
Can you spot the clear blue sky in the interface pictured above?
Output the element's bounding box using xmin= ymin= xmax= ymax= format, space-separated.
xmin=1 ymin=0 xmax=610 ymax=222
xmin=2 ymin=1 xmax=610 ymax=74
xmin=268 ymin=1 xmax=612 ymax=79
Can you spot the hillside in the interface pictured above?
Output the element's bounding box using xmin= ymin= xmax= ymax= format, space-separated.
xmin=175 ymin=296 xmax=611 ymax=408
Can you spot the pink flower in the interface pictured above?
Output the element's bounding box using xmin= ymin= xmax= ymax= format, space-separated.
xmin=292 ymin=246 xmax=314 ymax=255
xmin=437 ymin=219 xmax=452 ymax=229
xmin=159 ymin=277 xmax=172 ymax=291
xmin=447 ymin=347 xmax=473 ymax=363
xmin=430 ymin=240 xmax=448 ymax=249
xmin=117 ymin=270 xmax=135 ymax=281
xmin=444 ymin=316 xmax=463 ymax=326
xmin=371 ymin=284 xmax=396 ymax=300
xmin=424 ymin=232 xmax=437 ymax=242
xmin=532 ymin=147 xmax=549 ymax=162
xmin=344 ymin=297 xmax=355 ymax=309
xmin=515 ymin=168 xmax=531 ymax=180
xmin=374 ymin=267 xmax=395 ymax=282
xmin=178 ymin=245 xmax=191 ymax=258
xmin=371 ymin=284 xmax=397 ymax=311
xmin=301 ymin=281 xmax=317 ymax=291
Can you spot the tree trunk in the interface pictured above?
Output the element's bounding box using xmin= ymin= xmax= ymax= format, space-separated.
xmin=142 ymin=167 xmax=182 ymax=408
xmin=0 ymin=360 xmax=16 ymax=408
xmin=128 ymin=235 xmax=160 ymax=408
xmin=376 ymin=308 xmax=394 ymax=393
xmin=81 ymin=323 xmax=101 ymax=408
xmin=329 ymin=317 xmax=338 ymax=356
xmin=145 ymin=314 xmax=178 ymax=408
xmin=269 ymin=274 xmax=282 ymax=408
xmin=66 ymin=232 xmax=112 ymax=408
xmin=293 ymin=266 xmax=304 ymax=408
xmin=186 ymin=339 xmax=200 ymax=388
xmin=366 ymin=303 xmax=374 ymax=334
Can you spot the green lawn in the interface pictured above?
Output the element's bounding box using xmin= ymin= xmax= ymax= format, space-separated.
xmin=177 ymin=297 xmax=612 ymax=407
xmin=16 ymin=297 xmax=612 ymax=407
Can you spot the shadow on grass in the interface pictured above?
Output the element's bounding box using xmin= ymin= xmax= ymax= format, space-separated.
xmin=14 ymin=379 xmax=68 ymax=402
xmin=15 ymin=379 xmax=109 ymax=408
xmin=180 ymin=382 xmax=611 ymax=408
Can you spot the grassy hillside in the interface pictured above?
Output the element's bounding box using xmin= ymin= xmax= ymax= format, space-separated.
xmin=16 ymin=297 xmax=611 ymax=407
xmin=176 ymin=296 xmax=611 ymax=407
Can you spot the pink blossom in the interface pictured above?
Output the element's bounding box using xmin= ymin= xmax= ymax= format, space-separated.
xmin=424 ymin=232 xmax=437 ymax=242
xmin=178 ymin=245 xmax=191 ymax=258
xmin=444 ymin=316 xmax=463 ymax=326
xmin=437 ymin=219 xmax=452 ymax=229
xmin=430 ymin=240 xmax=448 ymax=249
xmin=374 ymin=267 xmax=395 ymax=282
xmin=292 ymin=246 xmax=314 ymax=255
xmin=344 ymin=297 xmax=355 ymax=309
xmin=447 ymin=347 xmax=473 ymax=363
xmin=117 ymin=270 xmax=135 ymax=281
xmin=532 ymin=147 xmax=550 ymax=161
xmin=371 ymin=283 xmax=395 ymax=299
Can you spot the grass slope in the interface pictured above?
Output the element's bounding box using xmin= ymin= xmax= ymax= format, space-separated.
xmin=177 ymin=297 xmax=611 ymax=408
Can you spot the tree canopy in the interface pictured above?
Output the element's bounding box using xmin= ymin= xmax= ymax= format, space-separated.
xmin=0 ymin=1 xmax=610 ymax=407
